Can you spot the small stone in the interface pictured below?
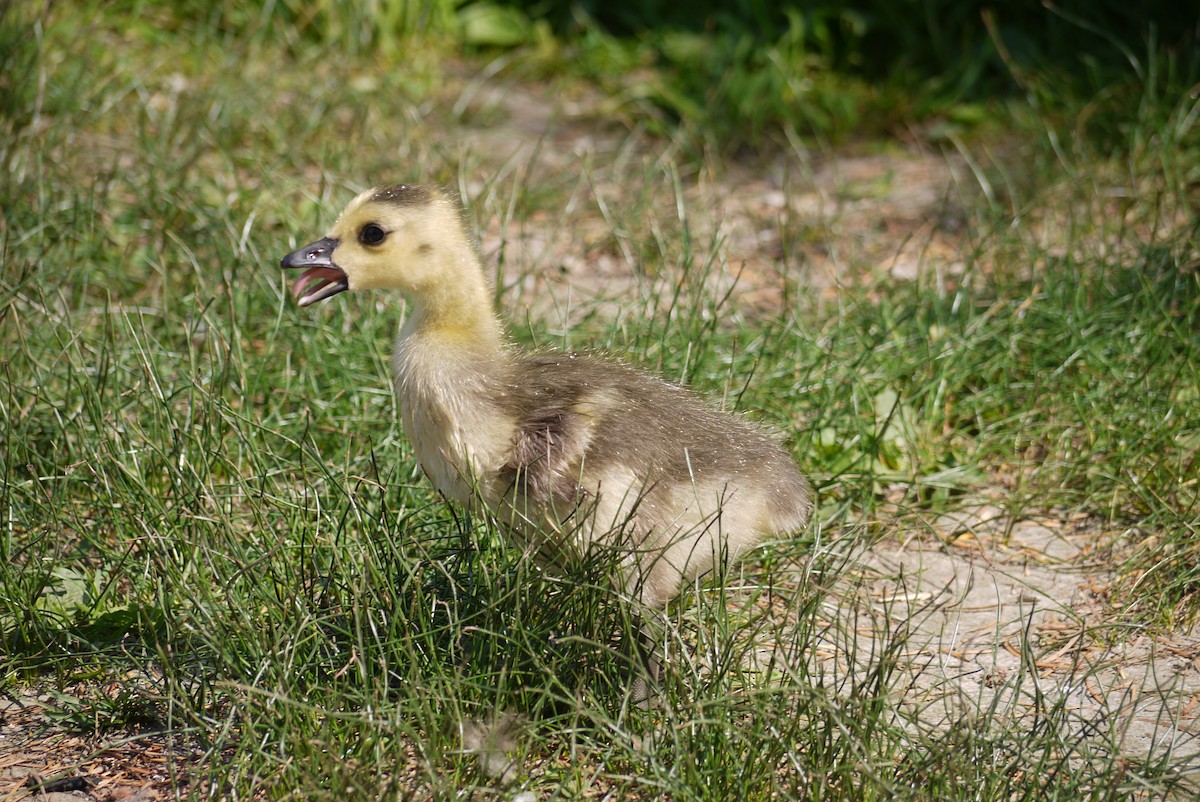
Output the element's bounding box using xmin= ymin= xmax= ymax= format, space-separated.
xmin=762 ymin=190 xmax=787 ymax=209
xmin=936 ymin=504 xmax=1005 ymax=537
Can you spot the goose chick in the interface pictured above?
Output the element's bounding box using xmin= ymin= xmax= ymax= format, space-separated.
xmin=281 ymin=184 xmax=813 ymax=613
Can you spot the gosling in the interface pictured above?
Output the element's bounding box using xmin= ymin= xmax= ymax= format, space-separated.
xmin=282 ymin=185 xmax=812 ymax=671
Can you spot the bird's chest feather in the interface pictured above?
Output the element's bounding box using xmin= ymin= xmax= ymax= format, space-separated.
xmin=393 ymin=343 xmax=513 ymax=505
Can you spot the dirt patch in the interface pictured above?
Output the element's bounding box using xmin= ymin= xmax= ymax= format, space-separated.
xmin=836 ymin=516 xmax=1200 ymax=770
xmin=452 ymin=72 xmax=975 ymax=331
xmin=1 ymin=692 xmax=202 ymax=801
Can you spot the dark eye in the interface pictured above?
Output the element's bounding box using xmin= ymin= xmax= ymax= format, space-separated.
xmin=359 ymin=224 xmax=386 ymax=245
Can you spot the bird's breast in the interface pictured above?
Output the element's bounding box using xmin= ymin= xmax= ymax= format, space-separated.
xmin=394 ymin=346 xmax=514 ymax=506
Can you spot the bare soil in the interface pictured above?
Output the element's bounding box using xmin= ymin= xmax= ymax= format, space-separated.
xmin=841 ymin=513 xmax=1200 ymax=769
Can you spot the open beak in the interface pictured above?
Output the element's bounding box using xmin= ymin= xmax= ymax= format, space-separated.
xmin=281 ymin=237 xmax=348 ymax=307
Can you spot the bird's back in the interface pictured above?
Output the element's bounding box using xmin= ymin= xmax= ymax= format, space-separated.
xmin=495 ymin=353 xmax=811 ymax=604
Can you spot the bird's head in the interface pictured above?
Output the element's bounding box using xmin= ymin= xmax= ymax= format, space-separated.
xmin=282 ymin=184 xmax=477 ymax=308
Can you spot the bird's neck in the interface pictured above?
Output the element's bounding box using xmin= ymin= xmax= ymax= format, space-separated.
xmin=398 ymin=248 xmax=507 ymax=356
xmin=399 ymin=291 xmax=506 ymax=357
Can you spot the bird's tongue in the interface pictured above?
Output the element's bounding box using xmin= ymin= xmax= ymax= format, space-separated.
xmin=292 ymin=266 xmax=348 ymax=307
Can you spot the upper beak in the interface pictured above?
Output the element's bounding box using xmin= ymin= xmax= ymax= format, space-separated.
xmin=281 ymin=237 xmax=348 ymax=307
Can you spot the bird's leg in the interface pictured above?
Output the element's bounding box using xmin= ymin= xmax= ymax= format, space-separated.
xmin=630 ymin=613 xmax=665 ymax=708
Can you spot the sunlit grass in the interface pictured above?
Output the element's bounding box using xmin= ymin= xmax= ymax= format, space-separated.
xmin=2 ymin=2 xmax=1198 ymax=799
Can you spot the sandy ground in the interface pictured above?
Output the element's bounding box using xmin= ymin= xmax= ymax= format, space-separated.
xmin=839 ymin=514 xmax=1200 ymax=770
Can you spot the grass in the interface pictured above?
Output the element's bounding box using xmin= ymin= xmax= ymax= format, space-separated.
xmin=2 ymin=1 xmax=1199 ymax=799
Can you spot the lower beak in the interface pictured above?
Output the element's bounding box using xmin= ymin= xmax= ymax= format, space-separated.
xmin=281 ymin=237 xmax=348 ymax=306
